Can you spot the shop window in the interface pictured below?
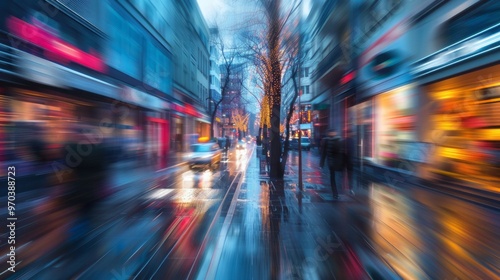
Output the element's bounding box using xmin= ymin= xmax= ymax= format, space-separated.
xmin=376 ymin=85 xmax=417 ymax=167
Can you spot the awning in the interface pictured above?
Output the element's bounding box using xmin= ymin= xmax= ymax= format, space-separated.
xmin=196 ymin=118 xmax=211 ymax=124
xmin=313 ymin=103 xmax=329 ymax=110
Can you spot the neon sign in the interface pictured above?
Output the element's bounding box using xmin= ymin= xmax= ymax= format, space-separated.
xmin=340 ymin=71 xmax=356 ymax=85
xmin=7 ymin=16 xmax=106 ymax=73
xmin=172 ymin=103 xmax=201 ymax=118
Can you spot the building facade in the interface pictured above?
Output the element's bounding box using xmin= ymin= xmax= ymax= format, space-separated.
xmin=220 ymin=63 xmax=246 ymax=139
xmin=410 ymin=0 xmax=500 ymax=193
xmin=346 ymin=0 xmax=500 ymax=196
xmin=307 ymin=0 xmax=352 ymax=143
xmin=209 ymin=28 xmax=222 ymax=138
xmin=0 ymin=0 xmax=212 ymax=178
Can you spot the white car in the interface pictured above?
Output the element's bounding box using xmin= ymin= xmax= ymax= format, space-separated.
xmin=186 ymin=143 xmax=222 ymax=169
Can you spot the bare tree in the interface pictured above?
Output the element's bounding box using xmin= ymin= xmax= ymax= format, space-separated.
xmin=209 ymin=28 xmax=243 ymax=139
xmin=242 ymin=0 xmax=302 ymax=179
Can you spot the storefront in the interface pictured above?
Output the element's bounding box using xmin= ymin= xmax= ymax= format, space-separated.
xmin=374 ymin=84 xmax=419 ymax=168
xmin=312 ymin=103 xmax=329 ymax=143
xmin=196 ymin=117 xmax=211 ymax=139
xmin=355 ymin=16 xmax=416 ymax=172
xmin=411 ymin=10 xmax=500 ymax=192
xmin=146 ymin=112 xmax=169 ymax=168
xmin=0 ymin=45 xmax=170 ymax=171
xmin=170 ymin=113 xmax=184 ymax=152
xmin=2 ymin=85 xmax=157 ymax=164
xmin=118 ymin=86 xmax=170 ymax=165
xmin=170 ymin=102 xmax=210 ymax=152
xmin=3 ymin=87 xmax=89 ymax=164
xmin=421 ymin=64 xmax=500 ymax=192
xmin=348 ymin=100 xmax=374 ymax=163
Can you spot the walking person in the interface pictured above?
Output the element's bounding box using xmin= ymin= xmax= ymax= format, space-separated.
xmin=320 ymin=130 xmax=346 ymax=200
xmin=61 ymin=124 xmax=111 ymax=241
xmin=345 ymin=130 xmax=356 ymax=196
xmin=225 ymin=135 xmax=231 ymax=151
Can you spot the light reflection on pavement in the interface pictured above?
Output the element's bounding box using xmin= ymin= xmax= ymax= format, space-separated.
xmin=1 ymin=144 xmax=499 ymax=279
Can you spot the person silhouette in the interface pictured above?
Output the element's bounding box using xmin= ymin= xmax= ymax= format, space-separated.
xmin=320 ymin=130 xmax=346 ymax=200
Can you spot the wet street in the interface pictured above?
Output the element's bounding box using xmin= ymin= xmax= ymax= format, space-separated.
xmin=1 ymin=145 xmax=499 ymax=279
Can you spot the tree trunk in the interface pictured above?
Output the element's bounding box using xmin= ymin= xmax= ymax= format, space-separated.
xmin=269 ymin=103 xmax=283 ymax=179
xmin=281 ymin=70 xmax=299 ymax=173
xmin=267 ymin=0 xmax=283 ymax=180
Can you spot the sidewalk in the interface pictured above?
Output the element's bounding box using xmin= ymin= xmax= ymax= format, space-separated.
xmin=207 ymin=148 xmax=400 ymax=279
xmin=207 ymin=148 xmax=499 ymax=279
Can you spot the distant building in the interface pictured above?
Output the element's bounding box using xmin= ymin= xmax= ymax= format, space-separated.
xmin=209 ymin=28 xmax=222 ymax=137
xmin=220 ymin=63 xmax=246 ymax=138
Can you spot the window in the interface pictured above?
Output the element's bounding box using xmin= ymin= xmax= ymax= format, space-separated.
xmin=444 ymin=1 xmax=500 ymax=46
xmin=300 ymin=67 xmax=309 ymax=78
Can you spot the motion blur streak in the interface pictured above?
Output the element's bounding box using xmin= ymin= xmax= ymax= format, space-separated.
xmin=0 ymin=0 xmax=499 ymax=279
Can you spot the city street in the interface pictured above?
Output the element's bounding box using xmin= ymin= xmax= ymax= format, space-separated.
xmin=1 ymin=145 xmax=498 ymax=279
xmin=1 ymin=1 xmax=499 ymax=279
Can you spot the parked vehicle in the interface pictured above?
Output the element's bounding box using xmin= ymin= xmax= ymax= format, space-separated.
xmin=300 ymin=137 xmax=312 ymax=150
xmin=290 ymin=137 xmax=312 ymax=151
xmin=186 ymin=143 xmax=222 ymax=170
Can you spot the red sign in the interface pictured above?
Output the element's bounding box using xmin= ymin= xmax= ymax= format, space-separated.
xmin=340 ymin=71 xmax=356 ymax=85
xmin=172 ymin=103 xmax=185 ymax=114
xmin=184 ymin=104 xmax=199 ymax=117
xmin=171 ymin=103 xmax=201 ymax=118
xmin=7 ymin=16 xmax=106 ymax=73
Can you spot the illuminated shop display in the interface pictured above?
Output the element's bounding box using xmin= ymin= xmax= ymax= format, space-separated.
xmin=375 ymin=85 xmax=417 ymax=168
xmin=424 ymin=64 xmax=500 ymax=191
xmin=348 ymin=100 xmax=374 ymax=161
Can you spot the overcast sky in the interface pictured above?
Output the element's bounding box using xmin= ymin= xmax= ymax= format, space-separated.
xmin=196 ymin=0 xmax=312 ymax=115
xmin=197 ymin=0 xmax=312 ymax=28
xmin=197 ymin=0 xmax=230 ymax=24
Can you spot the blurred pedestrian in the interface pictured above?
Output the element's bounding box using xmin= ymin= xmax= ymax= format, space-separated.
xmin=61 ymin=124 xmax=111 ymax=240
xmin=320 ymin=129 xmax=346 ymax=200
xmin=345 ymin=130 xmax=356 ymax=195
xmin=27 ymin=124 xmax=51 ymax=163
xmin=225 ymin=135 xmax=230 ymax=151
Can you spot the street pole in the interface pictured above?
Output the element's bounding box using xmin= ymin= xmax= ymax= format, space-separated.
xmin=209 ymin=98 xmax=213 ymax=139
xmin=297 ymin=19 xmax=303 ymax=193
xmin=298 ymin=89 xmax=303 ymax=192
